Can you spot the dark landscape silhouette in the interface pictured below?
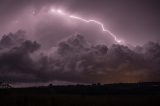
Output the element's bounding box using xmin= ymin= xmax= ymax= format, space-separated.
xmin=0 ymin=82 xmax=160 ymax=106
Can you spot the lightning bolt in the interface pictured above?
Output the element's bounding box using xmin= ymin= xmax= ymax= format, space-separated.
xmin=49 ymin=9 xmax=125 ymax=44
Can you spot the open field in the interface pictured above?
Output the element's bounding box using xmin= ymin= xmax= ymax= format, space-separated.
xmin=1 ymin=94 xmax=160 ymax=106
xmin=0 ymin=82 xmax=160 ymax=106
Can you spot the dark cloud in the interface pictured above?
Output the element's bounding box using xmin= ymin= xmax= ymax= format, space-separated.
xmin=0 ymin=31 xmax=41 ymax=82
xmin=0 ymin=31 xmax=160 ymax=84
xmin=35 ymin=34 xmax=160 ymax=83
xmin=0 ymin=0 xmax=160 ymax=85
xmin=0 ymin=30 xmax=26 ymax=49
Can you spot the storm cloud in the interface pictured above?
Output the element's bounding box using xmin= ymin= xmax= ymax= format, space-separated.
xmin=0 ymin=31 xmax=160 ymax=84
xmin=0 ymin=0 xmax=160 ymax=85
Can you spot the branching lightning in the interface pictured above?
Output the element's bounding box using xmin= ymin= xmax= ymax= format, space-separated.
xmin=49 ymin=8 xmax=125 ymax=44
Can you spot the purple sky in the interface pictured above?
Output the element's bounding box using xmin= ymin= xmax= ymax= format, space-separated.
xmin=0 ymin=0 xmax=160 ymax=85
xmin=0 ymin=0 xmax=160 ymax=46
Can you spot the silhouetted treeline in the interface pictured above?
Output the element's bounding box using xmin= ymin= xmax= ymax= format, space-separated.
xmin=1 ymin=82 xmax=160 ymax=95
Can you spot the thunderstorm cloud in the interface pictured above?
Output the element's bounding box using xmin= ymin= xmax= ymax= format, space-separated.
xmin=0 ymin=30 xmax=160 ymax=84
xmin=0 ymin=0 xmax=160 ymax=85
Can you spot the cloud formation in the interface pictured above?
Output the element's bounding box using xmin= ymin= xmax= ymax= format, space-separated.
xmin=0 ymin=31 xmax=160 ymax=84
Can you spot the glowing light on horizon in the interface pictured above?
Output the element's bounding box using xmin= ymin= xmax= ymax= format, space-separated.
xmin=49 ymin=8 xmax=125 ymax=44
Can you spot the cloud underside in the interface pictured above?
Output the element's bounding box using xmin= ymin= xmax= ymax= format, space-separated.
xmin=0 ymin=30 xmax=160 ymax=84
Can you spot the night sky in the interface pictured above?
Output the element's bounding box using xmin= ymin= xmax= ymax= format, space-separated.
xmin=0 ymin=0 xmax=160 ymax=86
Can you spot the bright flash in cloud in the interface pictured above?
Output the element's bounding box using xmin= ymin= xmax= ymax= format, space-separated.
xmin=57 ymin=9 xmax=66 ymax=15
xmin=50 ymin=8 xmax=56 ymax=13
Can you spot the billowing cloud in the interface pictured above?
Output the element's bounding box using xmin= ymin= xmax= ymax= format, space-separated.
xmin=0 ymin=30 xmax=41 ymax=82
xmin=0 ymin=31 xmax=160 ymax=84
